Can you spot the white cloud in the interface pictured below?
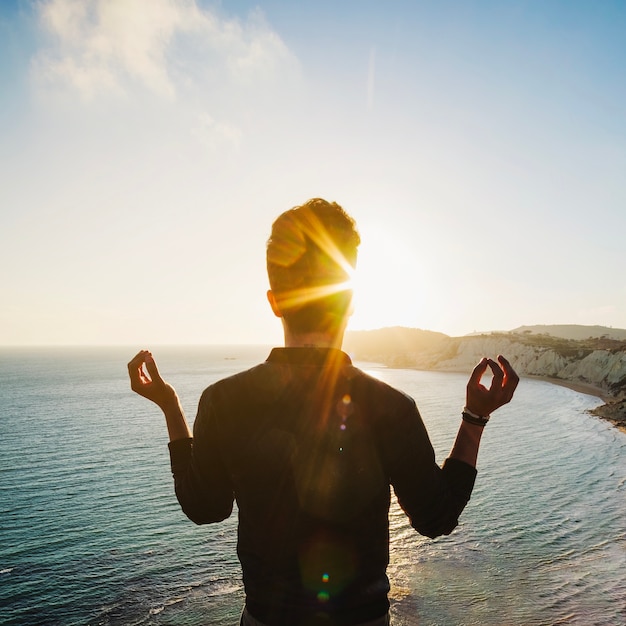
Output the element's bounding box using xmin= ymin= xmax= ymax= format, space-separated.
xmin=193 ymin=111 xmax=242 ymax=153
xmin=31 ymin=0 xmax=299 ymax=101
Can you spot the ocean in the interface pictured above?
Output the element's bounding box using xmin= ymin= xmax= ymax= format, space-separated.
xmin=1 ymin=346 xmax=625 ymax=626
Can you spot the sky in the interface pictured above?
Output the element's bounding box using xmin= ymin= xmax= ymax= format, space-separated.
xmin=1 ymin=0 xmax=625 ymax=346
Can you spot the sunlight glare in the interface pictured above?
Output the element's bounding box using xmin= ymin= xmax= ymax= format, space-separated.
xmin=273 ymin=280 xmax=353 ymax=311
xmin=349 ymin=224 xmax=429 ymax=331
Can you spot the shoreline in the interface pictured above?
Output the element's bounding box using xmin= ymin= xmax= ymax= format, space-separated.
xmin=406 ymin=366 xmax=626 ymax=436
xmin=524 ymin=374 xmax=610 ymax=402
xmin=523 ymin=375 xmax=626 ymax=435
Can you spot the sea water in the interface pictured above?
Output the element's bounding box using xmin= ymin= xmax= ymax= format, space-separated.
xmin=0 ymin=346 xmax=625 ymax=626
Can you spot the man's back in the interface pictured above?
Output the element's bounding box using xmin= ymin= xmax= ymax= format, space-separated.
xmin=169 ymin=347 xmax=476 ymax=625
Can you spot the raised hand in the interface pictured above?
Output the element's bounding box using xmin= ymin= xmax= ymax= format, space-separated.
xmin=466 ymin=355 xmax=519 ymax=418
xmin=127 ymin=350 xmax=180 ymax=412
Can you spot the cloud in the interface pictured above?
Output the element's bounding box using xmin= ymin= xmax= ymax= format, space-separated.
xmin=31 ymin=0 xmax=299 ymax=101
xmin=193 ymin=111 xmax=242 ymax=153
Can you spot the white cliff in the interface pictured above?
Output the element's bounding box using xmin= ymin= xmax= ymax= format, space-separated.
xmin=431 ymin=336 xmax=626 ymax=398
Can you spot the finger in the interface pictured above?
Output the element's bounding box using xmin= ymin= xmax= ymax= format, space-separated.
xmin=138 ymin=363 xmax=151 ymax=384
xmin=127 ymin=350 xmax=148 ymax=375
xmin=128 ymin=351 xmax=152 ymax=393
xmin=498 ymin=355 xmax=519 ymax=401
xmin=144 ymin=353 xmax=164 ymax=385
xmin=498 ymin=355 xmax=520 ymax=384
xmin=498 ymin=355 xmax=519 ymax=389
xmin=486 ymin=358 xmax=504 ymax=391
xmin=468 ymin=358 xmax=489 ymax=387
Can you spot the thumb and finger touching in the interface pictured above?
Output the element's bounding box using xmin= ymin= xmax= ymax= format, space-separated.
xmin=128 ymin=350 xmax=166 ymax=398
xmin=467 ymin=354 xmax=519 ymax=416
xmin=144 ymin=353 xmax=164 ymax=385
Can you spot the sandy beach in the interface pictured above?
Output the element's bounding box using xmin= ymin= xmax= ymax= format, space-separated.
xmin=526 ymin=374 xmax=610 ymax=402
xmin=526 ymin=375 xmax=626 ymax=435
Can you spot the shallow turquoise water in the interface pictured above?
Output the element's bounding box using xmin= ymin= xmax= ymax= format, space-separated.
xmin=1 ymin=346 xmax=624 ymax=625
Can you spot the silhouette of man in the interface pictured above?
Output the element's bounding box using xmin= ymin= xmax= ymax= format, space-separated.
xmin=128 ymin=198 xmax=518 ymax=626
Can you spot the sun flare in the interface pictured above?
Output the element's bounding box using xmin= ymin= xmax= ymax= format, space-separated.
xmin=348 ymin=225 xmax=428 ymax=331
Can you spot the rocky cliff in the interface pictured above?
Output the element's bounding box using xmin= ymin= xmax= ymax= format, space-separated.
xmin=344 ymin=327 xmax=626 ymax=430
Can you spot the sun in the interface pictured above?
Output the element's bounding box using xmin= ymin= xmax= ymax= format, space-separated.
xmin=348 ymin=224 xmax=429 ymax=331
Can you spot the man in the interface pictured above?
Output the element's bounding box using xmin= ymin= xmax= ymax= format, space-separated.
xmin=128 ymin=198 xmax=518 ymax=626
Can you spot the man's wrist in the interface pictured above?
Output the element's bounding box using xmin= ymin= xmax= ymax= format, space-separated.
xmin=462 ymin=407 xmax=490 ymax=427
xmin=160 ymin=396 xmax=183 ymax=415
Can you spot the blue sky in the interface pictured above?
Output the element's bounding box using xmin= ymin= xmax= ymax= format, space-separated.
xmin=1 ymin=0 xmax=625 ymax=345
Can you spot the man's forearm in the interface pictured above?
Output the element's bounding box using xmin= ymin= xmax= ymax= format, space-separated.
xmin=161 ymin=400 xmax=193 ymax=442
xmin=448 ymin=420 xmax=484 ymax=468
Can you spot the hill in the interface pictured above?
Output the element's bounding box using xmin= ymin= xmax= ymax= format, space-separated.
xmin=510 ymin=324 xmax=626 ymax=341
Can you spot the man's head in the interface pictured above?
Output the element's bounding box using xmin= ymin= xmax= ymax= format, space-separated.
xmin=266 ymin=198 xmax=360 ymax=336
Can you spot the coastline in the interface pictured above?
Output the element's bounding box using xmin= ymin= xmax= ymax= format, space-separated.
xmin=525 ymin=374 xmax=610 ymax=402
xmin=524 ymin=375 xmax=626 ymax=435
xmin=406 ymin=366 xmax=626 ymax=436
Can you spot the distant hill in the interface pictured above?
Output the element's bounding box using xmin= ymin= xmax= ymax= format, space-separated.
xmin=510 ymin=325 xmax=626 ymax=341
xmin=344 ymin=327 xmax=449 ymax=364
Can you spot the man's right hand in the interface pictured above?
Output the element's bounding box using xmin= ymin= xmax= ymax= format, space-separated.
xmin=127 ymin=350 xmax=181 ymax=412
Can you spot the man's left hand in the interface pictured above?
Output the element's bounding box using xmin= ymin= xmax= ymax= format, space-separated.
xmin=465 ymin=355 xmax=519 ymax=418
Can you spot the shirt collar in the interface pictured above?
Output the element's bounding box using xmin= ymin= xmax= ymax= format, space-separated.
xmin=267 ymin=347 xmax=352 ymax=367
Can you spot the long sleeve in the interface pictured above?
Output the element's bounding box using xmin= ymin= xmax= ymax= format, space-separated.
xmin=382 ymin=398 xmax=477 ymax=538
xmin=168 ymin=389 xmax=235 ymax=524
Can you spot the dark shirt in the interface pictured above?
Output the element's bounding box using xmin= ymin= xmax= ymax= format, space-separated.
xmin=169 ymin=347 xmax=477 ymax=626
